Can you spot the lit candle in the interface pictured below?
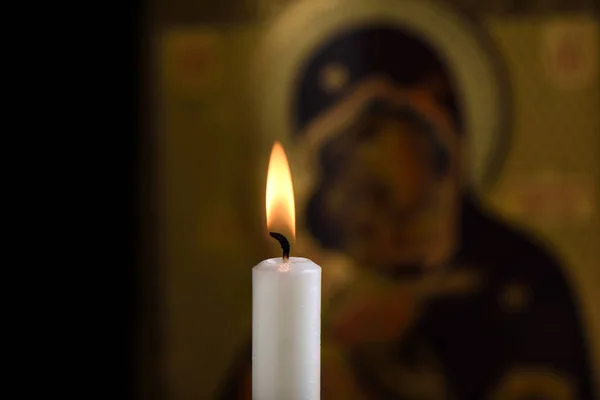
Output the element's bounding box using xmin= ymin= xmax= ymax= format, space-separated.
xmin=252 ymin=141 xmax=321 ymax=400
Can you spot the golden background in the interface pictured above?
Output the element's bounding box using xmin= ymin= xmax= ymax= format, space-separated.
xmin=149 ymin=2 xmax=599 ymax=398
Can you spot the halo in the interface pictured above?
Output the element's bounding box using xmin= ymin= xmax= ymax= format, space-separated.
xmin=253 ymin=0 xmax=511 ymax=191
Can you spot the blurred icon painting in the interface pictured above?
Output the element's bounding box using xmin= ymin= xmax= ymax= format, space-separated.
xmin=216 ymin=1 xmax=598 ymax=399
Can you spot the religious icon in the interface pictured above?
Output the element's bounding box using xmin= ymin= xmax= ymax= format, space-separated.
xmin=218 ymin=1 xmax=597 ymax=399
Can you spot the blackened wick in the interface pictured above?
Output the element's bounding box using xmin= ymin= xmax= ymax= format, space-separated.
xmin=269 ymin=232 xmax=290 ymax=260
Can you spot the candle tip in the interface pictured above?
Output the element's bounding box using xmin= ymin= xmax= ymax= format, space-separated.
xmin=269 ymin=232 xmax=290 ymax=260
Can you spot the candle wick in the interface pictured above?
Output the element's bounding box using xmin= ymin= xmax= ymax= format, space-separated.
xmin=269 ymin=232 xmax=290 ymax=260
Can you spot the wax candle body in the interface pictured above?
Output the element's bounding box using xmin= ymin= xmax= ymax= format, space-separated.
xmin=252 ymin=257 xmax=321 ymax=400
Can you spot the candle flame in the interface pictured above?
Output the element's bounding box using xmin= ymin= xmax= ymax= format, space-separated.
xmin=266 ymin=141 xmax=296 ymax=241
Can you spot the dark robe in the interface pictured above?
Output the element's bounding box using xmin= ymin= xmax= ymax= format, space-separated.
xmin=217 ymin=195 xmax=597 ymax=399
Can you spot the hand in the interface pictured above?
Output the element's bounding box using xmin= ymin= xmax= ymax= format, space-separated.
xmin=330 ymin=284 xmax=419 ymax=346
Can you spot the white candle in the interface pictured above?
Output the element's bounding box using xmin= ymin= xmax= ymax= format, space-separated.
xmin=252 ymin=257 xmax=321 ymax=400
xmin=253 ymin=141 xmax=321 ymax=399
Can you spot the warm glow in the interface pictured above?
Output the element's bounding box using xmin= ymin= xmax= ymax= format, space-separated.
xmin=266 ymin=141 xmax=296 ymax=240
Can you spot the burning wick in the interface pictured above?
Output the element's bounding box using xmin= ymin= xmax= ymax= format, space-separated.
xmin=269 ymin=232 xmax=290 ymax=260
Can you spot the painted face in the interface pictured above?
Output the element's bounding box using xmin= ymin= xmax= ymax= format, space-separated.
xmin=303 ymin=77 xmax=460 ymax=271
